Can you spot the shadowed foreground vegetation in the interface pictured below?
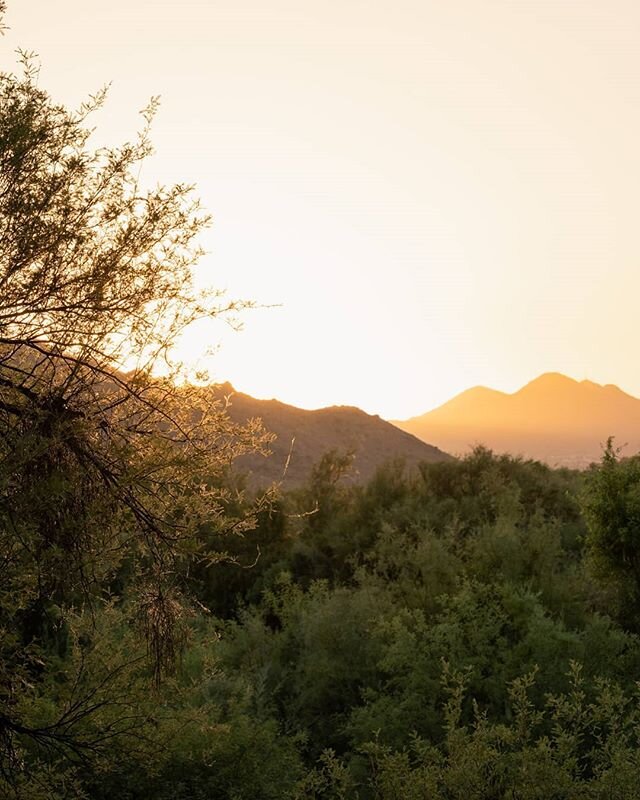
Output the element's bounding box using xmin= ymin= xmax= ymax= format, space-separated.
xmin=7 ymin=441 xmax=640 ymax=798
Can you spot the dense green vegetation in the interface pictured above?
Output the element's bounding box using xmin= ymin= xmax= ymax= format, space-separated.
xmin=6 ymin=441 xmax=640 ymax=798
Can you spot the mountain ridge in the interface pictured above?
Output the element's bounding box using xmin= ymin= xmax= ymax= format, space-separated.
xmin=216 ymin=384 xmax=452 ymax=487
xmin=393 ymin=373 xmax=640 ymax=468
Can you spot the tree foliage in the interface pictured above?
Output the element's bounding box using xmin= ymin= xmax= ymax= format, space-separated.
xmin=582 ymin=439 xmax=640 ymax=625
xmin=0 ymin=42 xmax=268 ymax=778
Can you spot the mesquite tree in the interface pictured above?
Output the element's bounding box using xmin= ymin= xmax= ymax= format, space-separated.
xmin=0 ymin=24 xmax=268 ymax=775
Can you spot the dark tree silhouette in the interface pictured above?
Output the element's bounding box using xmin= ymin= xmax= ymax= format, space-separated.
xmin=0 ymin=29 xmax=268 ymax=775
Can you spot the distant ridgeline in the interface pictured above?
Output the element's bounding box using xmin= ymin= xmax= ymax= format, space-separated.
xmin=214 ymin=383 xmax=451 ymax=488
xmin=394 ymin=372 xmax=640 ymax=468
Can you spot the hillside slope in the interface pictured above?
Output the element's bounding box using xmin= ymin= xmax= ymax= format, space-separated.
xmin=393 ymin=373 xmax=640 ymax=468
xmin=216 ymin=384 xmax=451 ymax=487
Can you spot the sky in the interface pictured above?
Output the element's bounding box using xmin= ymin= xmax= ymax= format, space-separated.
xmin=3 ymin=1 xmax=640 ymax=418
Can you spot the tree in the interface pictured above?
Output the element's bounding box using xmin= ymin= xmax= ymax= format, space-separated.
xmin=582 ymin=438 xmax=640 ymax=626
xmin=0 ymin=28 xmax=268 ymax=777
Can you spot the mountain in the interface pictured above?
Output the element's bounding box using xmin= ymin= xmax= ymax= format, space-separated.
xmin=216 ymin=384 xmax=451 ymax=488
xmin=393 ymin=373 xmax=640 ymax=468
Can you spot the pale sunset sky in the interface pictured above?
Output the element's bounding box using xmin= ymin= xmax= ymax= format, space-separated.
xmin=3 ymin=1 xmax=640 ymax=418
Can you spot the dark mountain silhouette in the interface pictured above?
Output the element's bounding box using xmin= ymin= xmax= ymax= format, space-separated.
xmin=393 ymin=373 xmax=640 ymax=468
xmin=216 ymin=383 xmax=451 ymax=487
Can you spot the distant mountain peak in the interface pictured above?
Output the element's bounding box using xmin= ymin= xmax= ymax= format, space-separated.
xmin=460 ymin=384 xmax=506 ymax=397
xmin=214 ymin=381 xmax=236 ymax=395
xmin=394 ymin=372 xmax=640 ymax=469
xmin=534 ymin=371 xmax=574 ymax=382
xmin=517 ymin=372 xmax=579 ymax=392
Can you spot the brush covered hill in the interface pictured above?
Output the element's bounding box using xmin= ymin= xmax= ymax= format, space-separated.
xmin=215 ymin=383 xmax=451 ymax=487
xmin=393 ymin=372 xmax=640 ymax=468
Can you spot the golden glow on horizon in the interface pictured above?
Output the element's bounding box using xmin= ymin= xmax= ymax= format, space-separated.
xmin=5 ymin=1 xmax=640 ymax=418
